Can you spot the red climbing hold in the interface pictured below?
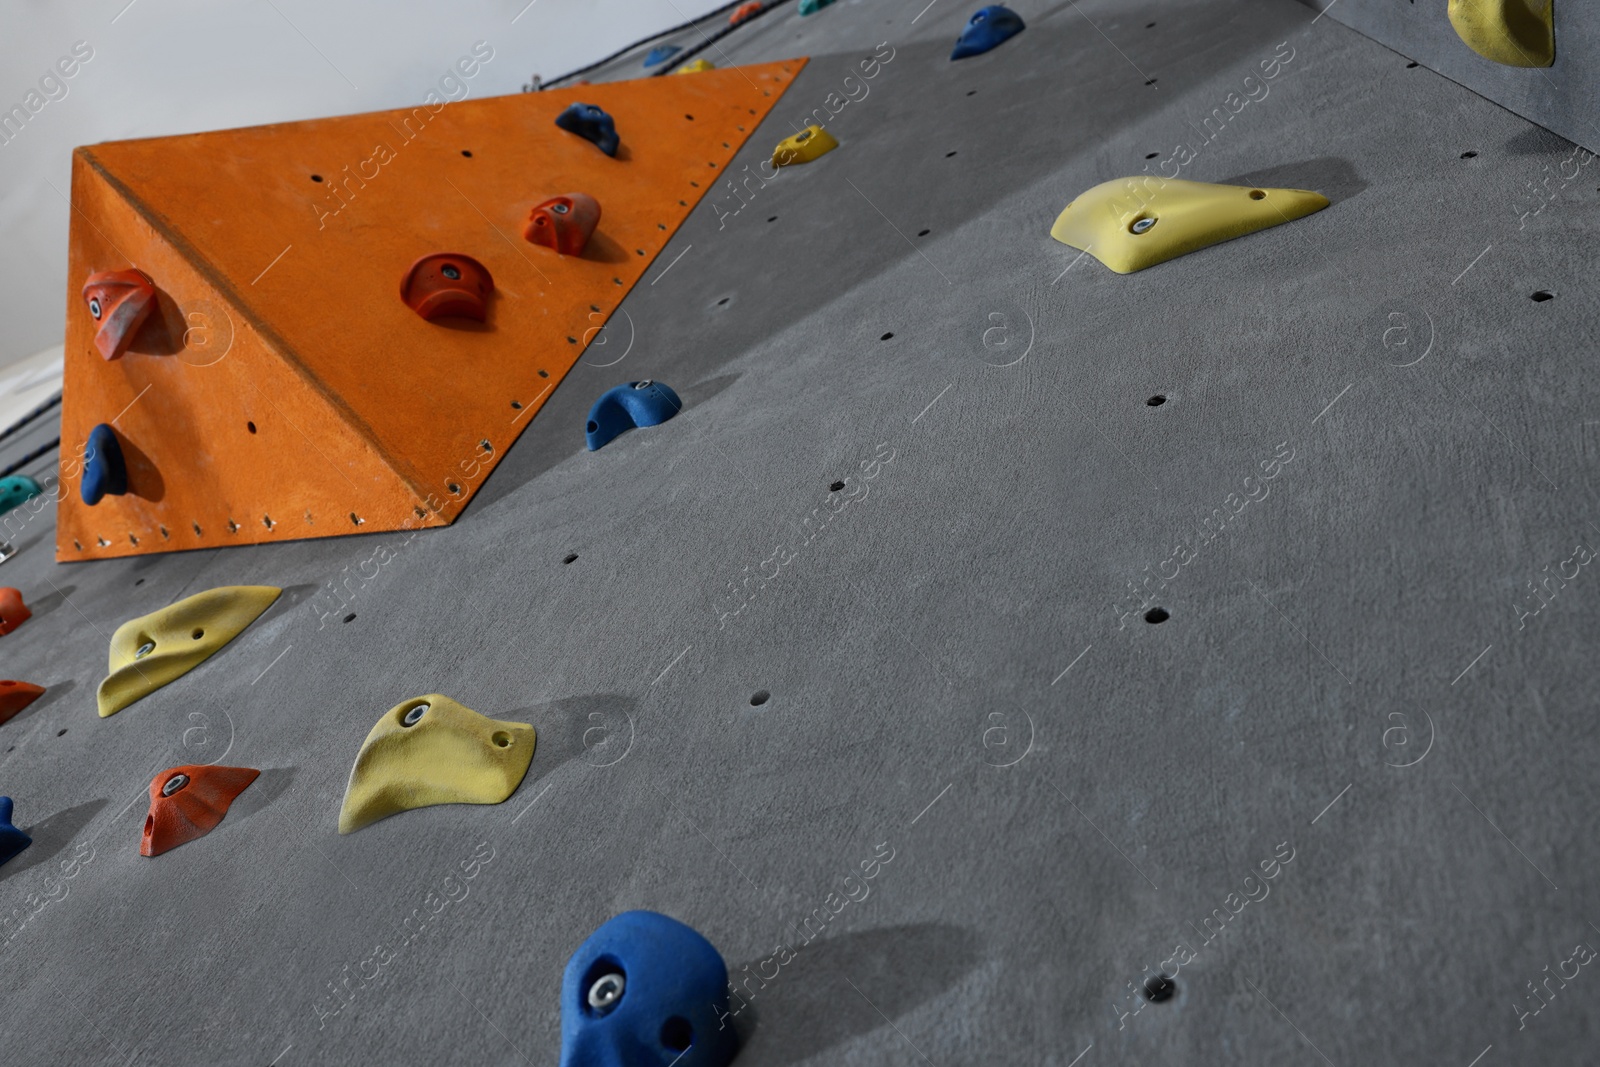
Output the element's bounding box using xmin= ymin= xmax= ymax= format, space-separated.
xmin=400 ymin=253 xmax=494 ymax=323
xmin=140 ymin=764 xmax=260 ymax=857
xmin=81 ymin=268 xmax=157 ymax=361
xmin=730 ymin=1 xmax=762 ymax=25
xmin=524 ymin=193 xmax=602 ymax=256
xmin=0 ymin=589 xmax=29 ymax=636
xmin=0 ymin=682 xmax=44 ymax=726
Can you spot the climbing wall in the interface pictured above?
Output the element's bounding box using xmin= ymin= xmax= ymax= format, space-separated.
xmin=3 ymin=0 xmax=1600 ymax=1064
xmin=1298 ymin=0 xmax=1600 ymax=158
xmin=57 ymin=61 xmax=801 ymax=560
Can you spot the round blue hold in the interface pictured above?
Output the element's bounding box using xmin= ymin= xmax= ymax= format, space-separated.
xmin=644 ymin=44 xmax=681 ymax=68
xmin=951 ymin=4 xmax=1026 ymax=60
xmin=559 ymin=911 xmax=738 ymax=1067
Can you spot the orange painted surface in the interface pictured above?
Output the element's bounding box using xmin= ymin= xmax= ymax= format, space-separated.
xmin=58 ymin=59 xmax=806 ymax=560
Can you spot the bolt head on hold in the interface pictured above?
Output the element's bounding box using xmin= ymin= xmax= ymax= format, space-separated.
xmin=560 ymin=911 xmax=739 ymax=1067
xmin=140 ymin=764 xmax=260 ymax=857
xmin=554 ymin=103 xmax=620 ymax=157
xmin=1131 ymin=216 xmax=1156 ymax=234
xmin=586 ymin=380 xmax=682 ymax=451
xmin=401 ymin=253 xmax=495 ymax=323
xmin=524 ymin=193 xmax=602 ymax=256
xmin=81 ymin=423 xmax=130 ymax=506
xmin=772 ymin=124 xmax=839 ymax=168
xmin=951 ymin=4 xmax=1026 ymax=60
xmin=81 ymin=267 xmax=157 ymax=360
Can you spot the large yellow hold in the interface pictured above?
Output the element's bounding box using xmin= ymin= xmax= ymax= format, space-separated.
xmin=97 ymin=586 xmax=281 ymax=717
xmin=1448 ymin=0 xmax=1554 ymax=67
xmin=1049 ymin=177 xmax=1329 ymax=274
xmin=337 ymin=694 xmax=535 ymax=834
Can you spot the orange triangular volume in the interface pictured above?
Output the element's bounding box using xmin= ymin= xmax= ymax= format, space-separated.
xmin=57 ymin=60 xmax=807 ymax=560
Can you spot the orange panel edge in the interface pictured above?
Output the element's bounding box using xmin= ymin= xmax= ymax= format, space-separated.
xmin=56 ymin=58 xmax=809 ymax=562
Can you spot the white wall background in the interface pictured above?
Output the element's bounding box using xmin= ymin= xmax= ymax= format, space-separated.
xmin=0 ymin=0 xmax=726 ymax=367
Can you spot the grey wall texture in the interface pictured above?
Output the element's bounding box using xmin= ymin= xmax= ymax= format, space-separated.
xmin=1300 ymin=0 xmax=1600 ymax=160
xmin=1 ymin=0 xmax=1598 ymax=1064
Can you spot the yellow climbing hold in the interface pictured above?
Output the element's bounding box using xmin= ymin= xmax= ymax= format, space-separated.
xmin=96 ymin=586 xmax=281 ymax=717
xmin=337 ymin=694 xmax=535 ymax=834
xmin=673 ymin=58 xmax=716 ymax=74
xmin=1049 ymin=177 xmax=1329 ymax=275
xmin=1448 ymin=0 xmax=1553 ymax=67
xmin=772 ymin=124 xmax=838 ymax=167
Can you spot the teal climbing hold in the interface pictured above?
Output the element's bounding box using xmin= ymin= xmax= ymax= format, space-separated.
xmin=800 ymin=0 xmax=837 ymax=13
xmin=0 ymin=476 xmax=41 ymax=517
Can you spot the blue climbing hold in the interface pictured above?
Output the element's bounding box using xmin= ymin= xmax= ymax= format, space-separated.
xmin=556 ymin=103 xmax=621 ymax=158
xmin=586 ymin=381 xmax=681 ymax=451
xmin=951 ymin=5 xmax=1025 ymax=59
xmin=0 ymin=797 xmax=31 ymax=867
xmin=643 ymin=44 xmax=681 ymax=68
xmin=81 ymin=423 xmax=128 ymax=506
xmin=0 ymin=475 xmax=41 ymax=517
xmin=799 ymin=0 xmax=836 ymax=13
xmin=559 ymin=910 xmax=738 ymax=1067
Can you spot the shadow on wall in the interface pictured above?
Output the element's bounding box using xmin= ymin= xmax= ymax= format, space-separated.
xmin=0 ymin=797 xmax=107 ymax=884
xmin=1217 ymin=156 xmax=1368 ymax=206
xmin=730 ymin=922 xmax=982 ymax=1064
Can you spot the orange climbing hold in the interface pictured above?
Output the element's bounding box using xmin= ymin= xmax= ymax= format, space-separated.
xmin=0 ymin=589 xmax=28 ymax=636
xmin=524 ymin=193 xmax=602 ymax=256
xmin=730 ymin=2 xmax=762 ymax=25
xmin=0 ymin=682 xmax=44 ymax=726
xmin=140 ymin=764 xmax=260 ymax=857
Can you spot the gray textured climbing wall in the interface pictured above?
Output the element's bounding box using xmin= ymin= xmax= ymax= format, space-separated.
xmin=1298 ymin=0 xmax=1600 ymax=160
xmin=2 ymin=0 xmax=1599 ymax=1064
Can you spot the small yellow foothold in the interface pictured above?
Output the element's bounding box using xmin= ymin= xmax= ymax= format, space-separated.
xmin=337 ymin=694 xmax=535 ymax=834
xmin=1448 ymin=0 xmax=1553 ymax=68
xmin=772 ymin=124 xmax=838 ymax=168
xmin=1048 ymin=177 xmax=1330 ymax=274
xmin=96 ymin=586 xmax=281 ymax=717
xmin=673 ymin=58 xmax=717 ymax=74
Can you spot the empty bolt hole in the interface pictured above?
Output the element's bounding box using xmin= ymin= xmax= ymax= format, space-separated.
xmin=461 ymin=149 xmax=473 ymax=157
xmin=587 ymin=420 xmax=599 ymax=432
xmin=310 ymin=174 xmax=323 ymax=182
xmin=246 ymin=421 xmax=257 ymax=433
xmin=192 ymin=628 xmax=204 ymax=639
xmin=563 ymin=553 xmax=578 ymax=564
xmin=917 ymin=228 xmax=930 ymax=236
xmin=1248 ymin=189 xmax=1266 ymax=200
xmin=830 ymin=480 xmax=845 ymax=492
xmin=1406 ymin=61 xmax=1418 ymax=67
xmin=946 ymin=150 xmax=958 ymax=157
xmin=1143 ymin=975 xmax=1176 ymax=1002
xmin=767 ymin=216 xmax=778 ymax=223
xmin=1144 ymin=152 xmax=1159 ymax=159
xmin=492 ymin=731 xmax=512 ymax=748
xmin=1146 ymin=394 xmax=1167 ymax=406
xmin=750 ymin=690 xmax=770 ymax=707
xmin=343 ymin=613 xmax=356 ymax=623
xmin=1532 ymin=290 xmax=1555 ymax=301
xmin=135 ymin=578 xmax=145 ymax=586
xmin=717 ymin=297 xmax=730 ymax=306
xmin=1144 ymin=607 xmax=1169 ymax=624
xmin=350 ymin=513 xmax=364 ymax=525
xmin=1460 ymin=150 xmax=1478 ymax=158
xmin=880 ymin=332 xmax=894 ymax=341
xmin=512 ymin=400 xmax=523 ymax=409
xmin=1144 ymin=78 xmax=1158 ymax=85
xmin=448 ymin=482 xmax=462 ymax=494
xmin=1145 ymin=20 xmax=1156 ymax=27
xmin=966 ymin=89 xmax=977 ymax=96
xmin=57 ymin=729 xmax=67 ymax=737
xmin=539 ymin=369 xmax=549 ymax=377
